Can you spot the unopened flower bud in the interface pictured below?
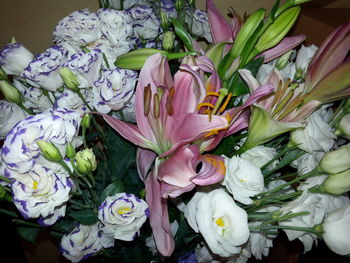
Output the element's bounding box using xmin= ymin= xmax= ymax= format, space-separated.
xmin=162 ymin=31 xmax=175 ymax=51
xmin=75 ymin=149 xmax=97 ymax=175
xmin=255 ymin=7 xmax=301 ymax=53
xmin=0 ymin=185 xmax=6 ymax=199
xmin=0 ymin=80 xmax=22 ymax=104
xmin=66 ymin=142 xmax=76 ymax=159
xmin=160 ymin=11 xmax=169 ymax=31
xmin=335 ymin=113 xmax=350 ymax=140
xmin=81 ymin=114 xmax=91 ymax=128
xmin=275 ymin=50 xmax=293 ymax=70
xmin=175 ymin=0 xmax=184 ymax=12
xmin=321 ymin=169 xmax=350 ymax=195
xmin=59 ymin=67 xmax=79 ymax=91
xmin=319 ymin=143 xmax=350 ymax=174
xmin=36 ymin=140 xmax=63 ymax=162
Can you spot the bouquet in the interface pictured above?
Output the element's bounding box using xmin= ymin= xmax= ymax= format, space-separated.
xmin=0 ymin=0 xmax=350 ymax=262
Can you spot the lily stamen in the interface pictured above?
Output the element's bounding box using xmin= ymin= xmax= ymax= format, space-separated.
xmin=143 ymin=84 xmax=152 ymax=116
xmin=219 ymin=92 xmax=232 ymax=113
xmin=197 ymin=102 xmax=215 ymax=111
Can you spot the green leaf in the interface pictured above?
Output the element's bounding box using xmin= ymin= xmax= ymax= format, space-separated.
xmin=227 ymin=56 xmax=265 ymax=97
xmin=17 ymin=227 xmax=41 ymax=244
xmin=69 ymin=209 xmax=98 ymax=225
xmin=99 ymin=179 xmax=125 ymax=203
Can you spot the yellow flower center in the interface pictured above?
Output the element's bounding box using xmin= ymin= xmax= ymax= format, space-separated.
xmin=215 ymin=217 xmax=225 ymax=227
xmin=117 ymin=207 xmax=131 ymax=215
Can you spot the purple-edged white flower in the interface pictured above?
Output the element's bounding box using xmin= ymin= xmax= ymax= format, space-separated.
xmin=127 ymin=5 xmax=161 ymax=40
xmin=55 ymin=88 xmax=93 ymax=113
xmin=0 ymin=100 xmax=28 ymax=139
xmin=185 ymin=9 xmax=212 ymax=43
xmin=109 ymin=0 xmax=149 ymax=10
xmin=13 ymin=79 xmax=52 ymax=113
xmin=92 ymin=68 xmax=137 ymax=113
xmin=53 ymin=9 xmax=101 ymax=49
xmin=97 ymin=8 xmax=133 ymax=46
xmin=91 ymin=38 xmax=132 ymax=68
xmin=60 ymin=223 xmax=104 ymax=262
xmin=9 ymin=162 xmax=73 ymax=225
xmin=98 ymin=193 xmax=149 ymax=242
xmin=63 ymin=49 xmax=103 ymax=89
xmin=0 ymin=42 xmax=34 ymax=76
xmin=1 ymin=108 xmax=81 ymax=174
xmin=112 ymin=91 xmax=136 ymax=122
xmin=161 ymin=0 xmax=177 ymax=19
xmin=21 ymin=45 xmax=68 ymax=92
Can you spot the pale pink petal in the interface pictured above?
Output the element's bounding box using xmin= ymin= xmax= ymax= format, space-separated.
xmin=206 ymin=0 xmax=233 ymax=43
xmin=258 ymin=35 xmax=306 ymax=63
xmin=136 ymin=148 xmax=157 ymax=181
xmin=145 ymin=171 xmax=175 ymax=256
xmin=192 ymin=154 xmax=226 ymax=185
xmin=102 ymin=114 xmax=157 ymax=150
xmin=160 ymin=182 xmax=195 ymax=198
xmin=158 ymin=146 xmax=198 ymax=187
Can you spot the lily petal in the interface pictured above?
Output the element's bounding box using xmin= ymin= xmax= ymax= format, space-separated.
xmin=206 ymin=0 xmax=233 ymax=43
xmin=258 ymin=35 xmax=306 ymax=63
xmin=136 ymin=148 xmax=157 ymax=181
xmin=145 ymin=171 xmax=175 ymax=256
xmin=192 ymin=154 xmax=226 ymax=185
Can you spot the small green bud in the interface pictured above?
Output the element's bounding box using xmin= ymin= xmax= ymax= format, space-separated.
xmin=160 ymin=11 xmax=169 ymax=31
xmin=255 ymin=7 xmax=301 ymax=53
xmin=175 ymin=0 xmax=184 ymax=12
xmin=81 ymin=114 xmax=91 ymax=128
xmin=319 ymin=143 xmax=350 ymax=174
xmin=275 ymin=50 xmax=293 ymax=70
xmin=322 ymin=169 xmax=350 ymax=195
xmin=162 ymin=31 xmax=175 ymax=51
xmin=36 ymin=140 xmax=63 ymax=162
xmin=0 ymin=67 xmax=7 ymax=80
xmin=0 ymin=185 xmax=6 ymax=199
xmin=66 ymin=142 xmax=76 ymax=159
xmin=59 ymin=67 xmax=79 ymax=91
xmin=0 ymin=80 xmax=22 ymax=104
xmin=75 ymin=149 xmax=97 ymax=175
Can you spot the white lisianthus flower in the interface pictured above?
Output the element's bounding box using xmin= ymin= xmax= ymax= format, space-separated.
xmin=92 ymin=38 xmax=133 ymax=67
xmin=319 ymin=143 xmax=350 ymax=174
xmin=63 ymin=49 xmax=103 ymax=89
xmin=185 ymin=9 xmax=213 ymax=43
xmin=127 ymin=5 xmax=161 ymax=40
xmin=92 ymin=68 xmax=137 ymax=113
xmin=0 ymin=42 xmax=34 ymax=76
xmin=240 ymin=145 xmax=278 ymax=169
xmin=55 ymin=88 xmax=93 ymax=113
xmin=109 ymin=0 xmax=149 ymax=10
xmin=97 ymin=8 xmax=133 ymax=46
xmin=53 ymin=9 xmax=101 ymax=48
xmin=112 ymin=91 xmax=136 ymax=122
xmin=294 ymin=44 xmax=318 ymax=80
xmin=194 ymin=243 xmax=221 ymax=263
xmin=322 ymin=205 xmax=350 ymax=256
xmin=98 ymin=193 xmax=149 ymax=241
xmin=0 ymin=100 xmax=28 ymax=139
xmin=13 ymin=79 xmax=52 ymax=113
xmin=1 ymin=108 xmax=81 ymax=174
xmin=279 ymin=191 xmax=320 ymax=241
xmin=184 ymin=189 xmax=250 ymax=257
xmin=60 ymin=223 xmax=105 ymax=262
xmin=21 ymin=45 xmax=68 ymax=92
xmin=291 ymin=152 xmax=324 ymax=175
xmin=223 ymin=156 xmax=265 ymax=205
xmin=291 ymin=106 xmax=335 ymax=153
xmin=8 ymin=162 xmax=73 ymax=225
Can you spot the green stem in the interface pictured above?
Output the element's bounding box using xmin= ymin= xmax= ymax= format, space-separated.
xmin=250 ymin=224 xmax=321 ymax=235
xmin=76 ymin=89 xmax=94 ymax=112
xmin=0 ymin=208 xmax=18 ymax=217
xmin=82 ymin=126 xmax=87 ymax=148
xmin=18 ymin=102 xmax=34 ymax=115
xmin=59 ymin=160 xmax=82 ymax=195
xmin=0 ymin=175 xmax=11 ymax=184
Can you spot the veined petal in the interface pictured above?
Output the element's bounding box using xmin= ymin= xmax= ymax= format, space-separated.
xmin=238 ymin=69 xmax=260 ymax=92
xmin=102 ymin=114 xmax=158 ymax=151
xmin=136 ymin=148 xmax=156 ymax=181
xmin=192 ymin=154 xmax=226 ymax=185
xmin=258 ymin=35 xmax=306 ymax=63
xmin=158 ymin=146 xmax=198 ymax=188
xmin=162 ymin=113 xmax=228 ymax=157
xmin=206 ymin=0 xmax=233 ymax=43
xmin=135 ymin=54 xmax=173 ymax=141
xmin=145 ymin=171 xmax=175 ymax=256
